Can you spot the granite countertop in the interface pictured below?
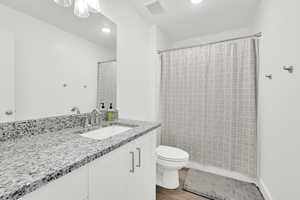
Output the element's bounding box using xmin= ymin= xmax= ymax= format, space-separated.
xmin=0 ymin=119 xmax=160 ymax=200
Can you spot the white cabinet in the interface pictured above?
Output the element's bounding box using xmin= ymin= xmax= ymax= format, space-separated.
xmin=88 ymin=137 xmax=134 ymax=200
xmin=89 ymin=132 xmax=156 ymax=200
xmin=130 ymin=133 xmax=156 ymax=200
xmin=21 ymin=165 xmax=89 ymax=200
xmin=20 ymin=132 xmax=157 ymax=200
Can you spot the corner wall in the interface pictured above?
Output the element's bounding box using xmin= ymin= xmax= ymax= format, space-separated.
xmin=253 ymin=0 xmax=300 ymax=199
xmin=149 ymin=25 xmax=171 ymax=145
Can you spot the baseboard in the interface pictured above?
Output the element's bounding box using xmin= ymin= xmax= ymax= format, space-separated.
xmin=186 ymin=161 xmax=258 ymax=184
xmin=259 ymin=179 xmax=273 ymax=200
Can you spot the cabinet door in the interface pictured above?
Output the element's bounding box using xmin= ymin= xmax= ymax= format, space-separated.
xmin=89 ymin=141 xmax=135 ymax=200
xmin=131 ymin=132 xmax=157 ymax=200
xmin=89 ymin=133 xmax=156 ymax=200
xmin=21 ymin=166 xmax=89 ymax=200
xmin=0 ymin=30 xmax=15 ymax=122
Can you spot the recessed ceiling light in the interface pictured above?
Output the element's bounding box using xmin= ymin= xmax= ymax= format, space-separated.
xmin=102 ymin=27 xmax=111 ymax=33
xmin=190 ymin=0 xmax=203 ymax=4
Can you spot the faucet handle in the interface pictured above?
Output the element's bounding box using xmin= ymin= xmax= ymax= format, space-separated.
xmin=71 ymin=107 xmax=81 ymax=114
xmin=92 ymin=108 xmax=101 ymax=114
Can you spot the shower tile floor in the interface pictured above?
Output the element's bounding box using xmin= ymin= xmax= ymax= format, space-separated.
xmin=156 ymin=169 xmax=209 ymax=200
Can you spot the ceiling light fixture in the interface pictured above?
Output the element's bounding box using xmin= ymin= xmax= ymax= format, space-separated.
xmin=74 ymin=0 xmax=90 ymax=18
xmin=190 ymin=0 xmax=203 ymax=4
xmin=87 ymin=0 xmax=101 ymax=13
xmin=54 ymin=0 xmax=100 ymax=18
xmin=102 ymin=27 xmax=111 ymax=34
xmin=54 ymin=0 xmax=73 ymax=7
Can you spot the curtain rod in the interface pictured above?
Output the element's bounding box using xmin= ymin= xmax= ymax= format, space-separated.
xmin=98 ymin=59 xmax=117 ymax=64
xmin=157 ymin=32 xmax=262 ymax=54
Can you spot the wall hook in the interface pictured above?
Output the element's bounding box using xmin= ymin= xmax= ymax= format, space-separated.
xmin=265 ymin=74 xmax=272 ymax=80
xmin=283 ymin=65 xmax=294 ymax=73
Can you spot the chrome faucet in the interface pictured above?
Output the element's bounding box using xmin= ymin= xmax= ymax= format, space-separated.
xmin=91 ymin=108 xmax=102 ymax=126
xmin=82 ymin=109 xmax=102 ymax=128
xmin=82 ymin=114 xmax=92 ymax=128
xmin=71 ymin=107 xmax=81 ymax=114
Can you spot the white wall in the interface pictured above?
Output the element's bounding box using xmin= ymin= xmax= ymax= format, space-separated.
xmin=156 ymin=27 xmax=172 ymax=51
xmin=148 ymin=25 xmax=170 ymax=145
xmin=0 ymin=30 xmax=15 ymax=122
xmin=252 ymin=0 xmax=300 ymax=199
xmin=0 ymin=4 xmax=115 ymax=120
xmin=100 ymin=0 xmax=159 ymax=121
xmin=171 ymin=27 xmax=254 ymax=49
xmin=148 ymin=25 xmax=171 ymax=122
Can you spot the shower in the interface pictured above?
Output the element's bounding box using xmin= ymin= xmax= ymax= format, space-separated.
xmin=159 ymin=34 xmax=259 ymax=179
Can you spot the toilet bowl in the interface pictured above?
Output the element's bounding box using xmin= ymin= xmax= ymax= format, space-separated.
xmin=156 ymin=145 xmax=189 ymax=189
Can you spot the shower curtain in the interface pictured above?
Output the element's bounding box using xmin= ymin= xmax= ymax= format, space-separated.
xmin=160 ymin=38 xmax=258 ymax=178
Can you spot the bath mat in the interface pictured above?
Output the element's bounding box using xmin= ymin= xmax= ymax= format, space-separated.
xmin=183 ymin=169 xmax=264 ymax=200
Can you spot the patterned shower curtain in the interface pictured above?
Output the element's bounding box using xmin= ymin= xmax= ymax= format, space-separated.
xmin=160 ymin=38 xmax=258 ymax=178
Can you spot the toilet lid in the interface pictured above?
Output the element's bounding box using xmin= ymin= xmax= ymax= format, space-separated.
xmin=156 ymin=146 xmax=189 ymax=162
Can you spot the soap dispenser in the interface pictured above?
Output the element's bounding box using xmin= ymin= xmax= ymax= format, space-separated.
xmin=99 ymin=102 xmax=106 ymax=111
xmin=106 ymin=103 xmax=116 ymax=121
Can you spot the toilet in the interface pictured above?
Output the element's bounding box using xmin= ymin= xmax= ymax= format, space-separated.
xmin=156 ymin=146 xmax=189 ymax=189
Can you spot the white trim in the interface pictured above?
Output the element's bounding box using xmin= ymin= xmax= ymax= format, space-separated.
xmin=186 ymin=161 xmax=258 ymax=184
xmin=259 ymin=179 xmax=273 ymax=200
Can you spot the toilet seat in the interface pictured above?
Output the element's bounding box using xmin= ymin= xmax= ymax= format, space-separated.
xmin=156 ymin=146 xmax=189 ymax=162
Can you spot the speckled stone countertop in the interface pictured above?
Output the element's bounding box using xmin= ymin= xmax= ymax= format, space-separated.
xmin=0 ymin=119 xmax=160 ymax=200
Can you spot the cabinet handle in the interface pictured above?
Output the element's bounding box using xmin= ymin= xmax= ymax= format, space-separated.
xmin=136 ymin=148 xmax=141 ymax=168
xmin=130 ymin=152 xmax=135 ymax=173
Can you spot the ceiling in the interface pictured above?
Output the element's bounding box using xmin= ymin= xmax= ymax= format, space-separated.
xmin=0 ymin=0 xmax=117 ymax=50
xmin=129 ymin=0 xmax=261 ymax=42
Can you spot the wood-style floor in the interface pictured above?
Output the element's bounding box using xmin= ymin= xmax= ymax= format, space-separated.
xmin=156 ymin=169 xmax=209 ymax=200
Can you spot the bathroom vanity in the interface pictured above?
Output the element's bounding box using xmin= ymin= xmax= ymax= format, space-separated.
xmin=0 ymin=119 xmax=160 ymax=200
xmin=0 ymin=2 xmax=162 ymax=200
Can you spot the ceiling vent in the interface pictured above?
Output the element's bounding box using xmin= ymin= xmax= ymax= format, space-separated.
xmin=144 ymin=0 xmax=165 ymax=15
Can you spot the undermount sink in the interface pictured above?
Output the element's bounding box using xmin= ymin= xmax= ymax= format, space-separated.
xmin=80 ymin=125 xmax=133 ymax=140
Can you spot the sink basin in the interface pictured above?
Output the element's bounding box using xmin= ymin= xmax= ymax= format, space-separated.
xmin=80 ymin=125 xmax=133 ymax=140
